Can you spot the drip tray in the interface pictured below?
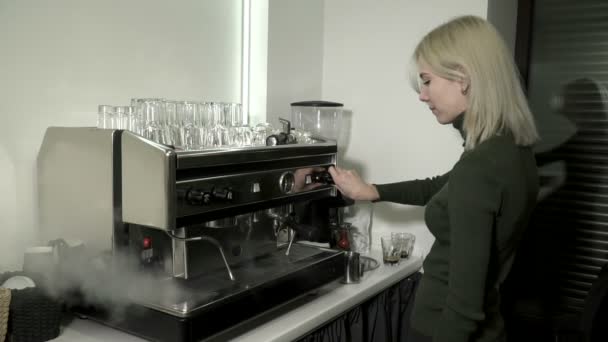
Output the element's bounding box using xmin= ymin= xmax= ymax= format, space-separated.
xmin=76 ymin=244 xmax=344 ymax=342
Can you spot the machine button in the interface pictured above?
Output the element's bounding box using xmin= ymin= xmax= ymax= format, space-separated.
xmin=251 ymin=182 xmax=261 ymax=193
xmin=279 ymin=171 xmax=295 ymax=194
xmin=304 ymin=174 xmax=312 ymax=185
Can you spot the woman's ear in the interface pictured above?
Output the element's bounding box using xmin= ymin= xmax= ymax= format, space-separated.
xmin=461 ymin=81 xmax=470 ymax=95
xmin=456 ymin=66 xmax=470 ymax=95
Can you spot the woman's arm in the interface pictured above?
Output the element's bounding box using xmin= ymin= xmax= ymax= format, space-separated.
xmin=375 ymin=173 xmax=450 ymax=206
xmin=327 ymin=166 xmax=380 ymax=201
xmin=328 ymin=166 xmax=449 ymax=205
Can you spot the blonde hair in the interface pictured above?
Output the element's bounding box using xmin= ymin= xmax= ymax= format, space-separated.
xmin=412 ymin=15 xmax=539 ymax=150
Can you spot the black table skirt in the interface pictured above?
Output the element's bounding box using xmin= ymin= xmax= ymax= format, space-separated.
xmin=297 ymin=272 xmax=422 ymax=342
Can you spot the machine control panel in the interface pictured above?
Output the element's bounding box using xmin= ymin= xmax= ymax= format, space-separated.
xmin=176 ymin=166 xmax=334 ymax=218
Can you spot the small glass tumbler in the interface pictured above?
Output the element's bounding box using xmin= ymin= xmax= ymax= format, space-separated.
xmin=252 ymin=122 xmax=275 ymax=146
xmin=381 ymin=236 xmax=403 ymax=265
xmin=391 ymin=232 xmax=416 ymax=259
xmin=176 ymin=101 xmax=199 ymax=150
xmin=97 ymin=105 xmax=114 ymax=129
xmin=141 ymin=99 xmax=166 ymax=144
xmin=114 ymin=106 xmax=134 ymax=130
xmin=164 ymin=100 xmax=179 ymax=148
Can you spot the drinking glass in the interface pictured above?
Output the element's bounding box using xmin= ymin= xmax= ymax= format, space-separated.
xmin=229 ymin=126 xmax=253 ymax=147
xmin=131 ymin=98 xmax=163 ymax=136
xmin=342 ymin=202 xmax=374 ymax=254
xmin=164 ymin=100 xmax=179 ymax=148
xmin=226 ymin=103 xmax=245 ymax=146
xmin=293 ymin=129 xmax=314 ymax=144
xmin=381 ymin=235 xmax=403 ymax=265
xmin=227 ymin=103 xmax=244 ymax=127
xmin=196 ymin=102 xmax=213 ymax=148
xmin=176 ymin=101 xmax=199 ymax=150
xmin=97 ymin=105 xmax=114 ymax=129
xmin=130 ymin=98 xmax=144 ymax=135
xmin=210 ymin=102 xmax=229 ymax=147
xmin=113 ymin=106 xmax=134 ymax=130
xmin=391 ymin=232 xmax=416 ymax=259
xmin=140 ymin=99 xmax=166 ymax=144
xmin=252 ymin=122 xmax=275 ymax=146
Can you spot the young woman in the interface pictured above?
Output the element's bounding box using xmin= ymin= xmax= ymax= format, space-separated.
xmin=328 ymin=15 xmax=539 ymax=342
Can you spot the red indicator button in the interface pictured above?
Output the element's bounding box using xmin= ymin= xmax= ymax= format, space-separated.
xmin=143 ymin=237 xmax=152 ymax=249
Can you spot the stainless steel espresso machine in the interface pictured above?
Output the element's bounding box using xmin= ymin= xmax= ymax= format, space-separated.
xmin=37 ymin=127 xmax=348 ymax=341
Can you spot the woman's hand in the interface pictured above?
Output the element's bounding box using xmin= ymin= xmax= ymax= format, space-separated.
xmin=293 ymin=167 xmax=323 ymax=192
xmin=328 ymin=166 xmax=380 ymax=201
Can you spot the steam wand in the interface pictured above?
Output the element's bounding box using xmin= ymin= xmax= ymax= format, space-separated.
xmin=273 ymin=213 xmax=297 ymax=256
xmin=281 ymin=216 xmax=320 ymax=257
xmin=285 ymin=228 xmax=297 ymax=256
xmin=268 ymin=204 xmax=320 ymax=256
xmin=165 ymin=230 xmax=235 ymax=281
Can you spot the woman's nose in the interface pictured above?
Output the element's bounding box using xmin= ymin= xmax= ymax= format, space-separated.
xmin=419 ymin=90 xmax=429 ymax=102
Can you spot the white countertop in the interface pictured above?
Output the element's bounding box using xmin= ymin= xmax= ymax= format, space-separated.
xmin=51 ymin=247 xmax=423 ymax=342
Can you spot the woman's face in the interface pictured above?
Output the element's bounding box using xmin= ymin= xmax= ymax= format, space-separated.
xmin=417 ymin=61 xmax=469 ymax=124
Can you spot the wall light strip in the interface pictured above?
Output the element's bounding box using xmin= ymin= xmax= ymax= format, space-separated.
xmin=241 ymin=0 xmax=251 ymax=124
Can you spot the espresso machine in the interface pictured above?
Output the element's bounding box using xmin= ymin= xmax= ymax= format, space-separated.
xmin=37 ymin=127 xmax=347 ymax=341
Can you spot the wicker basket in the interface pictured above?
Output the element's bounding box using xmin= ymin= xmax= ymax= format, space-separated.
xmin=0 ymin=287 xmax=10 ymax=342
xmin=0 ymin=272 xmax=61 ymax=342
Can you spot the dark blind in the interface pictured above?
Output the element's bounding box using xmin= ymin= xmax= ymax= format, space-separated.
xmin=522 ymin=0 xmax=608 ymax=314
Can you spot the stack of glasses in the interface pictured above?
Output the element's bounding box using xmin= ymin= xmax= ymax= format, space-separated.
xmin=96 ymin=98 xmax=299 ymax=150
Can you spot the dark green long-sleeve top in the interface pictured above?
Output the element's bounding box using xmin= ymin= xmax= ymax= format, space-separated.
xmin=375 ymin=123 xmax=538 ymax=341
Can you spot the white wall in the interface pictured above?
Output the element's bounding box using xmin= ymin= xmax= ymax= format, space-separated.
xmin=0 ymin=0 xmax=242 ymax=270
xmin=266 ymin=0 xmax=325 ymax=128
xmin=266 ymin=0 xmax=490 ymax=256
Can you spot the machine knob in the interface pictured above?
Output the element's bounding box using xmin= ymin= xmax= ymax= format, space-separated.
xmin=311 ymin=171 xmax=334 ymax=185
xmin=212 ymin=187 xmax=234 ymax=201
xmin=251 ymin=182 xmax=261 ymax=193
xmin=186 ymin=188 xmax=212 ymax=205
xmin=279 ymin=172 xmax=295 ymax=194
